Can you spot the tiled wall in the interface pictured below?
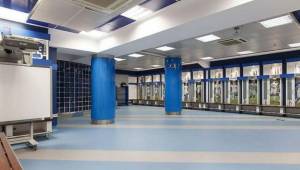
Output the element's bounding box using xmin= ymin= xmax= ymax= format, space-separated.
xmin=57 ymin=60 xmax=91 ymax=113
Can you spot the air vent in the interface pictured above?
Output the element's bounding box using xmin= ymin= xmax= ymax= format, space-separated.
xmin=218 ymin=38 xmax=247 ymax=46
xmin=72 ymin=0 xmax=133 ymax=13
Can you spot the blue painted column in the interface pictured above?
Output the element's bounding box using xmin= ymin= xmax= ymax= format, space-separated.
xmin=91 ymin=55 xmax=116 ymax=124
xmin=49 ymin=47 xmax=58 ymax=126
xmin=164 ymin=57 xmax=182 ymax=115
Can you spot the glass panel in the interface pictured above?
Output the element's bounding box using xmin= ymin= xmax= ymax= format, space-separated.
xmin=263 ymin=80 xmax=268 ymax=104
xmin=230 ymin=80 xmax=239 ymax=104
xmin=214 ymin=80 xmax=222 ymax=103
xmin=249 ymin=79 xmax=258 ymax=105
xmin=270 ymin=78 xmax=280 ymax=106
xmin=242 ymin=80 xmax=247 ymax=104
xmin=196 ymin=82 xmax=202 ymax=102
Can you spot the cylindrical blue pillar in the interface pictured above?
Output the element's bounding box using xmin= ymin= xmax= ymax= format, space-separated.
xmin=164 ymin=57 xmax=182 ymax=115
xmin=91 ymin=55 xmax=116 ymax=124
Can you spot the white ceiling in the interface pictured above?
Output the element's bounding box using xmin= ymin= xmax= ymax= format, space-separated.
xmin=53 ymin=0 xmax=300 ymax=71
xmin=59 ymin=13 xmax=300 ymax=71
xmin=97 ymin=0 xmax=300 ymax=56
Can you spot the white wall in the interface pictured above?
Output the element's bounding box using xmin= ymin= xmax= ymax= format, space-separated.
xmin=116 ymin=74 xmax=128 ymax=87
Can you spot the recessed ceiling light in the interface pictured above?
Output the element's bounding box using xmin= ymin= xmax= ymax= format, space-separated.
xmin=128 ymin=53 xmax=144 ymax=58
xmin=260 ymin=15 xmax=293 ymax=28
xmin=134 ymin=67 xmax=143 ymax=70
xmin=201 ymin=57 xmax=214 ymax=60
xmin=151 ymin=65 xmax=161 ymax=68
xmin=121 ymin=5 xmax=153 ymax=20
xmin=80 ymin=30 xmax=107 ymax=37
xmin=195 ymin=34 xmax=221 ymax=42
xmin=114 ymin=57 xmax=126 ymax=62
xmin=238 ymin=50 xmax=254 ymax=55
xmin=289 ymin=43 xmax=300 ymax=48
xmin=0 ymin=6 xmax=29 ymax=23
xmin=155 ymin=46 xmax=175 ymax=51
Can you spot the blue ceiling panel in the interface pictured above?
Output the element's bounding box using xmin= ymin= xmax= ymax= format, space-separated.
xmin=0 ymin=0 xmax=38 ymax=13
xmin=292 ymin=10 xmax=300 ymax=24
xmin=27 ymin=19 xmax=57 ymax=28
xmin=97 ymin=15 xmax=135 ymax=32
xmin=141 ymin=0 xmax=178 ymax=11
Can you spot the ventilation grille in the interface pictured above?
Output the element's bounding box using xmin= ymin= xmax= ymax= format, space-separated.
xmin=72 ymin=0 xmax=132 ymax=13
xmin=218 ymin=38 xmax=247 ymax=46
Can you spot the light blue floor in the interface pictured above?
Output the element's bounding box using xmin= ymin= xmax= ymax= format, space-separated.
xmin=20 ymin=160 xmax=300 ymax=170
xmin=18 ymin=106 xmax=300 ymax=170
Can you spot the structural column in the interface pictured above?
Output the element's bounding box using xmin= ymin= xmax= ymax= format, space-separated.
xmin=164 ymin=56 xmax=182 ymax=115
xmin=91 ymin=55 xmax=116 ymax=124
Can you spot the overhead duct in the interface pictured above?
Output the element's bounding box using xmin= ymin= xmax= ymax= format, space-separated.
xmin=218 ymin=38 xmax=247 ymax=46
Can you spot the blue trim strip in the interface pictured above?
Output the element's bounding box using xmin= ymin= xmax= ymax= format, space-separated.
xmin=242 ymin=62 xmax=260 ymax=67
xmin=257 ymin=75 xmax=269 ymax=79
xmin=224 ymin=64 xmax=240 ymax=68
xmin=262 ymin=60 xmax=282 ymax=65
xmin=286 ymin=57 xmax=300 ymax=62
xmin=280 ymin=74 xmax=294 ymax=78
xmin=32 ymin=59 xmax=52 ymax=67
xmin=209 ymin=66 xmax=223 ymax=70
xmin=238 ymin=77 xmax=248 ymax=80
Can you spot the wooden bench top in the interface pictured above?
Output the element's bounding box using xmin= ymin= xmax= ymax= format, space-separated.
xmin=0 ymin=132 xmax=22 ymax=170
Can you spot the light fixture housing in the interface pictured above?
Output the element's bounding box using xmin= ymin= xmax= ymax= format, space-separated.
xmin=238 ymin=50 xmax=254 ymax=55
xmin=289 ymin=43 xmax=300 ymax=48
xmin=128 ymin=53 xmax=144 ymax=58
xmin=0 ymin=6 xmax=29 ymax=23
xmin=260 ymin=15 xmax=293 ymax=28
xmin=121 ymin=5 xmax=153 ymax=20
xmin=195 ymin=34 xmax=221 ymax=42
xmin=80 ymin=30 xmax=107 ymax=38
xmin=114 ymin=57 xmax=126 ymax=62
xmin=155 ymin=46 xmax=175 ymax=51
xmin=201 ymin=57 xmax=214 ymax=60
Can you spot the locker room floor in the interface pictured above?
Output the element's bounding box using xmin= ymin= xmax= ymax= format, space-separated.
xmin=15 ymin=106 xmax=300 ymax=170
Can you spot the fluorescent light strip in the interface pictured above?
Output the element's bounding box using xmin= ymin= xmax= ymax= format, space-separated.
xmin=238 ymin=50 xmax=254 ymax=55
xmin=134 ymin=67 xmax=143 ymax=70
xmin=201 ymin=57 xmax=214 ymax=60
xmin=80 ymin=30 xmax=107 ymax=37
xmin=0 ymin=6 xmax=29 ymax=23
xmin=260 ymin=15 xmax=293 ymax=28
xmin=128 ymin=53 xmax=144 ymax=58
xmin=114 ymin=57 xmax=126 ymax=62
xmin=289 ymin=43 xmax=300 ymax=48
xmin=156 ymin=46 xmax=175 ymax=51
xmin=121 ymin=5 xmax=153 ymax=20
xmin=196 ymin=34 xmax=221 ymax=42
xmin=151 ymin=65 xmax=161 ymax=68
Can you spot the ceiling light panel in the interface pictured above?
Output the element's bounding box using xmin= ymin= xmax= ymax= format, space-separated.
xmin=260 ymin=15 xmax=293 ymax=28
xmin=156 ymin=46 xmax=175 ymax=51
xmin=196 ymin=34 xmax=221 ymax=42
xmin=151 ymin=65 xmax=161 ymax=68
xmin=0 ymin=7 xmax=29 ymax=23
xmin=201 ymin=57 xmax=214 ymax=60
xmin=238 ymin=50 xmax=254 ymax=55
xmin=121 ymin=5 xmax=153 ymax=20
xmin=128 ymin=53 xmax=144 ymax=58
xmin=114 ymin=57 xmax=126 ymax=62
xmin=289 ymin=43 xmax=300 ymax=48
xmin=134 ymin=67 xmax=143 ymax=70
